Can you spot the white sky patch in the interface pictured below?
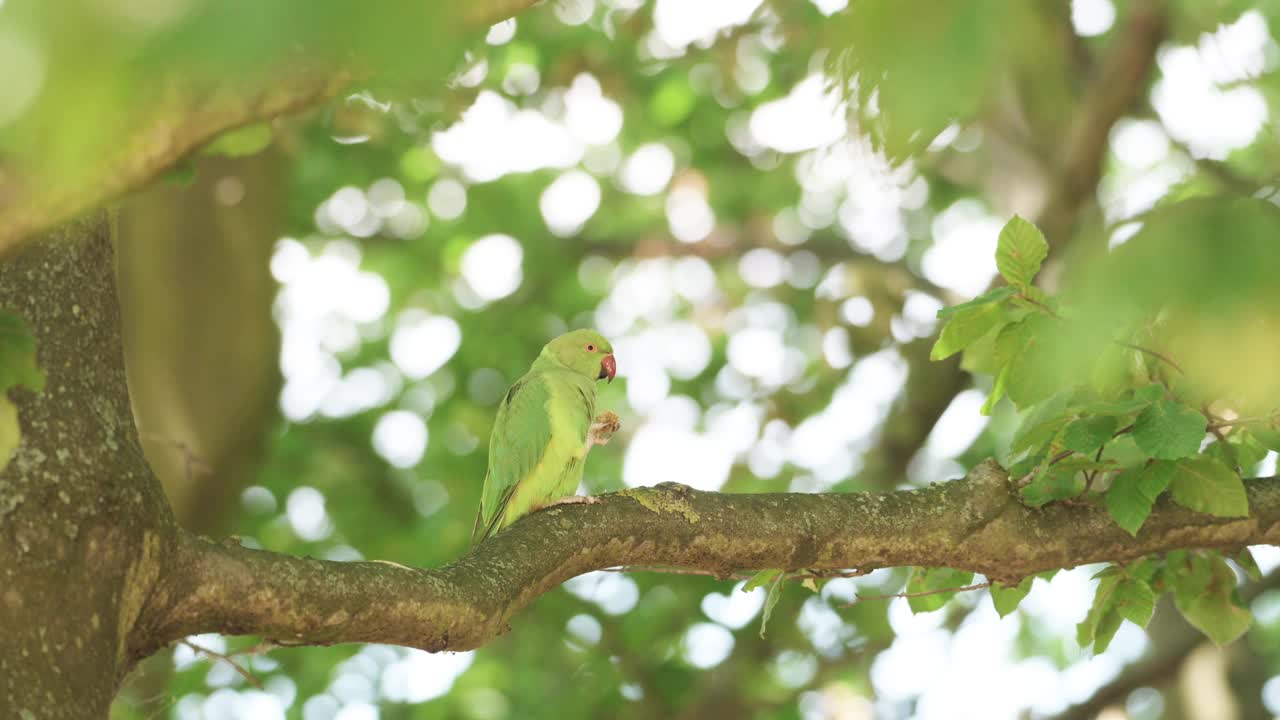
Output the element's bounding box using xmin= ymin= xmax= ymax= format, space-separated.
xmin=565 ymin=73 xmax=624 ymax=146
xmin=653 ymin=0 xmax=763 ymax=49
xmin=1071 ymin=0 xmax=1115 ymax=37
xmin=1151 ymin=11 xmax=1272 ymax=159
xmin=427 ymin=178 xmax=467 ymax=220
xmin=924 ymin=389 xmax=989 ymax=459
xmin=750 ymin=74 xmax=847 ymax=153
xmin=433 ymin=91 xmax=583 ymax=182
xmin=380 ymin=649 xmax=474 ymax=703
xmin=389 ymin=311 xmax=461 ymax=380
xmin=461 ymin=234 xmax=524 ymax=302
xmin=666 ymin=186 xmax=716 ymax=242
xmin=541 ymin=169 xmax=601 ymax=236
xmin=701 ymin=581 xmax=766 ymax=629
xmin=921 ymin=199 xmax=1001 ymax=295
xmin=682 ymin=623 xmax=735 ymax=669
xmin=486 ymin=18 xmax=516 ymax=45
xmin=371 ymin=410 xmax=428 ymax=468
xmin=620 ymin=142 xmax=676 ymax=195
xmin=286 ymin=487 xmax=333 ymax=542
xmin=563 ymin=571 xmax=640 ymax=615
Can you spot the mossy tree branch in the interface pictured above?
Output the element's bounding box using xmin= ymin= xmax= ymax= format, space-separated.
xmin=133 ymin=467 xmax=1280 ymax=656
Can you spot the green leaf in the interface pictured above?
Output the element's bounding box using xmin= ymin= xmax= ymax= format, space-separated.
xmin=995 ymin=215 xmax=1049 ymax=289
xmin=1020 ymin=465 xmax=1084 ymax=507
xmin=931 ymin=301 xmax=1007 ymax=361
xmin=1008 ymin=390 xmax=1071 ymax=456
xmin=743 ymin=569 xmax=782 ymax=592
xmin=906 ymin=567 xmax=975 ymax=614
xmin=1253 ymin=417 xmax=1280 ymax=452
xmin=202 ymin=122 xmax=274 ymax=157
xmin=999 ymin=316 xmax=1062 ymax=408
xmin=1073 ymin=398 xmax=1150 ymax=417
xmin=990 ymin=576 xmax=1034 ymax=617
xmin=1233 ymin=548 xmax=1262 ymax=582
xmin=758 ymin=570 xmax=785 ymax=639
xmin=0 ymin=396 xmax=17 ymax=473
xmin=1132 ymin=400 xmax=1206 ymax=460
xmin=1077 ymin=571 xmax=1155 ymax=652
xmin=1105 ymin=463 xmax=1173 ymax=535
xmin=1172 ymin=553 xmax=1252 ymax=645
xmin=1062 ymin=416 xmax=1119 ymax=455
xmin=1167 ymin=457 xmax=1249 ymax=518
xmin=0 ymin=312 xmax=44 ymax=393
xmin=1133 ymin=384 xmax=1165 ymax=403
xmin=937 ymin=286 xmax=1017 ymax=319
xmin=980 ymin=365 xmax=1009 ymax=416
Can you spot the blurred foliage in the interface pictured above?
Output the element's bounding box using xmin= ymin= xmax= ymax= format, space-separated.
xmin=0 ymin=0 xmax=1264 ymax=716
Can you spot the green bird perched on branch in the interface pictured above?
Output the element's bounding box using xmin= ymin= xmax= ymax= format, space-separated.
xmin=473 ymin=329 xmax=620 ymax=543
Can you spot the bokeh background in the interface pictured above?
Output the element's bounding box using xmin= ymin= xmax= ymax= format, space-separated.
xmin=9 ymin=0 xmax=1267 ymax=717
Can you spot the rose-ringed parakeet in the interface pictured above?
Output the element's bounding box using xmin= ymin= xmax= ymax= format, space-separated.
xmin=473 ymin=329 xmax=619 ymax=543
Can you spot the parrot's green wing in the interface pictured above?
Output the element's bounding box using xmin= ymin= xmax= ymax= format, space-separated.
xmin=473 ymin=373 xmax=554 ymax=543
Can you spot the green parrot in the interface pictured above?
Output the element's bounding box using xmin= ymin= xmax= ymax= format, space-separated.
xmin=472 ymin=329 xmax=619 ymax=543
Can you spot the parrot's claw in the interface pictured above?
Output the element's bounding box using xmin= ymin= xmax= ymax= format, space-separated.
xmin=586 ymin=410 xmax=621 ymax=450
xmin=544 ymin=494 xmax=601 ymax=509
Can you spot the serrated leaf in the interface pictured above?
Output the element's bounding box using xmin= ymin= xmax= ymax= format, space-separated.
xmin=1112 ymin=577 xmax=1155 ymax=628
xmin=931 ymin=301 xmax=1007 ymax=361
xmin=1020 ymin=465 xmax=1084 ymax=507
xmin=999 ymin=316 xmax=1065 ymax=409
xmin=937 ymin=286 xmax=1017 ymax=319
xmin=1009 ymin=391 xmax=1072 ymax=455
xmin=0 ymin=312 xmax=45 ymax=393
xmin=758 ymin=570 xmax=785 ymax=639
xmin=1106 ymin=463 xmax=1174 ymax=535
xmin=990 ymin=576 xmax=1034 ymax=617
xmin=743 ymin=569 xmax=782 ymax=592
xmin=1062 ymin=415 xmax=1119 ymax=455
xmin=995 ymin=215 xmax=1049 ymax=289
xmin=1172 ymin=553 xmax=1252 ymax=645
xmin=1132 ymin=400 xmax=1206 ymax=460
xmin=1168 ymin=457 xmax=1249 ymax=518
xmin=1077 ymin=572 xmax=1154 ymax=652
xmin=906 ymin=567 xmax=975 ymax=614
xmin=0 ymin=396 xmax=17 ymax=473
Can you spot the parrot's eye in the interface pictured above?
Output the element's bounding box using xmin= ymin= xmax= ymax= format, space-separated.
xmin=585 ymin=343 xmax=596 ymax=352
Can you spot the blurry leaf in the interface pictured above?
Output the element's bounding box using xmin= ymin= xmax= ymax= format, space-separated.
xmin=936 ymin=286 xmax=1016 ymax=319
xmin=1204 ymin=432 xmax=1268 ymax=471
xmin=1134 ymin=384 xmax=1166 ymax=403
xmin=931 ymin=301 xmax=1006 ymax=361
xmin=1062 ymin=416 xmax=1118 ymax=455
xmin=995 ymin=215 xmax=1049 ymax=290
xmin=1250 ymin=417 xmax=1280 ymax=453
xmin=1106 ymin=462 xmax=1173 ymax=536
xmin=1167 ymin=457 xmax=1249 ymax=518
xmin=1132 ymin=400 xmax=1206 ymax=460
xmin=0 ymin=396 xmax=17 ymax=472
xmin=906 ymin=567 xmax=975 ymax=614
xmin=758 ymin=571 xmax=785 ymax=639
xmin=1009 ymin=391 xmax=1071 ymax=455
xmin=1233 ymin=548 xmax=1262 ymax=582
xmin=990 ymin=576 xmax=1034 ymax=618
xmin=1020 ymin=465 xmax=1083 ymax=507
xmin=1073 ymin=398 xmax=1149 ymax=417
xmin=161 ymin=160 xmax=197 ymax=187
xmin=0 ymin=312 xmax=44 ymax=393
xmin=650 ymin=74 xmax=696 ymax=127
xmin=203 ymin=122 xmax=274 ymax=157
xmin=801 ymin=577 xmax=821 ymax=593
xmin=999 ymin=316 xmax=1066 ymax=409
xmin=1171 ymin=552 xmax=1252 ymax=645
xmin=743 ymin=569 xmax=782 ymax=592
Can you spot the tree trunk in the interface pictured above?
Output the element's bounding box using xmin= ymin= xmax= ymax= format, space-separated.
xmin=0 ymin=212 xmax=173 ymax=717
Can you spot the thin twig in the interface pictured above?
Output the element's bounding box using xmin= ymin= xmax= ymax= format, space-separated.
xmin=1115 ymin=342 xmax=1184 ymax=375
xmin=841 ymin=582 xmax=991 ymax=608
xmin=181 ymin=640 xmax=262 ymax=689
xmin=1017 ymin=293 xmax=1063 ymax=319
xmin=1206 ymin=413 xmax=1280 ymax=431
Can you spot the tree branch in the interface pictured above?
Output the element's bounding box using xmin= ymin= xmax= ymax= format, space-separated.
xmin=0 ymin=0 xmax=539 ymax=258
xmin=135 ymin=464 xmax=1280 ymax=656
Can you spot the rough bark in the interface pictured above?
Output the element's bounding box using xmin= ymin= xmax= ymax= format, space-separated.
xmin=0 ymin=212 xmax=175 ymax=718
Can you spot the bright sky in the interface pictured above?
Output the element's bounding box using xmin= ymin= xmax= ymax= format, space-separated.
xmin=167 ymin=0 xmax=1280 ymax=717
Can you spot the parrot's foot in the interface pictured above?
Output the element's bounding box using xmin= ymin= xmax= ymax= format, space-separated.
xmin=586 ymin=410 xmax=621 ymax=451
xmin=543 ymin=494 xmax=601 ymax=509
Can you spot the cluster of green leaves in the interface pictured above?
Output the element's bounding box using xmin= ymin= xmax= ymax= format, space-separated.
xmin=926 ymin=213 xmax=1277 ymax=651
xmin=0 ymin=311 xmax=44 ymax=472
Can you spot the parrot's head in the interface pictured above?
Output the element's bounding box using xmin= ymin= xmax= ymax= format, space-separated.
xmin=543 ymin=329 xmax=616 ymax=383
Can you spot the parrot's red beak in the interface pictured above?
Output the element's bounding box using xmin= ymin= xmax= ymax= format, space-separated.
xmin=599 ymin=354 xmax=616 ymax=383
